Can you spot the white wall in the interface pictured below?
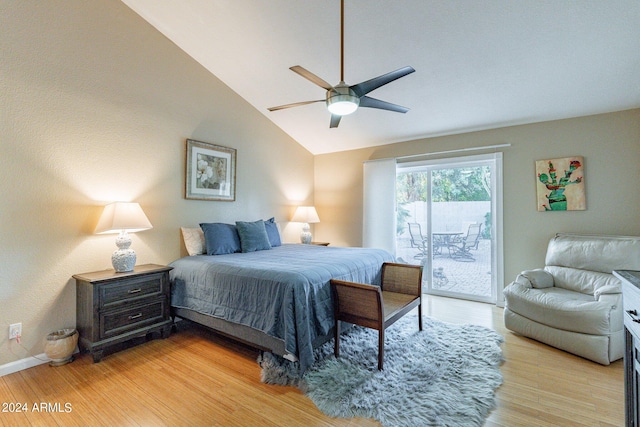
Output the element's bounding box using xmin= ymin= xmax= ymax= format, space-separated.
xmin=0 ymin=0 xmax=314 ymax=367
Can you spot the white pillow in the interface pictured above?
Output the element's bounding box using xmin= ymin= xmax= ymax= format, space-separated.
xmin=181 ymin=227 xmax=205 ymax=256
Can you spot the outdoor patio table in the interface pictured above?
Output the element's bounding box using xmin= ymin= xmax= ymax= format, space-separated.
xmin=432 ymin=231 xmax=463 ymax=256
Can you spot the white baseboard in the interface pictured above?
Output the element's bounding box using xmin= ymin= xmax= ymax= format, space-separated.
xmin=0 ymin=353 xmax=50 ymax=377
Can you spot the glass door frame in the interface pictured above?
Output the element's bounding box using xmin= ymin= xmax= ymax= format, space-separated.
xmin=397 ymin=153 xmax=504 ymax=305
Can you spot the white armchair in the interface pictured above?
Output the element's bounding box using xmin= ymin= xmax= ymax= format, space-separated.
xmin=504 ymin=233 xmax=640 ymax=365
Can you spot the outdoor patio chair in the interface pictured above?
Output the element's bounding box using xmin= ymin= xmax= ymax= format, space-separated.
xmin=407 ymin=222 xmax=429 ymax=259
xmin=448 ymin=222 xmax=482 ymax=261
xmin=331 ymin=262 xmax=423 ymax=370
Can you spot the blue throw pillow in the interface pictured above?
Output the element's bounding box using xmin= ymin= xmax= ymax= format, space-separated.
xmin=200 ymin=223 xmax=241 ymax=255
xmin=263 ymin=217 xmax=282 ymax=247
xmin=236 ymin=220 xmax=272 ymax=253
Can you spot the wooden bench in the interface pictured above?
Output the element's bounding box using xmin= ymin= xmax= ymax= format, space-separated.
xmin=330 ymin=262 xmax=423 ymax=370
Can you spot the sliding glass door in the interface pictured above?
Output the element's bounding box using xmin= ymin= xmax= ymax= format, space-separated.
xmin=396 ymin=154 xmax=502 ymax=303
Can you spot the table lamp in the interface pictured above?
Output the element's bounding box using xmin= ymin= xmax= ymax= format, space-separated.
xmin=95 ymin=202 xmax=153 ymax=272
xmin=291 ymin=206 xmax=320 ymax=244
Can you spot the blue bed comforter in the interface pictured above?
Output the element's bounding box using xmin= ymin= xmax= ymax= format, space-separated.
xmin=169 ymin=244 xmax=393 ymax=372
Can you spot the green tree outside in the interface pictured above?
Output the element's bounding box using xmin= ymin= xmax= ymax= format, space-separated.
xmin=397 ymin=167 xmax=491 ymax=203
xmin=396 ymin=166 xmax=491 ymax=237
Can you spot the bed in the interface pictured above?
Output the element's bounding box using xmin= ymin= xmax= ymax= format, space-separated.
xmin=169 ymin=240 xmax=394 ymax=373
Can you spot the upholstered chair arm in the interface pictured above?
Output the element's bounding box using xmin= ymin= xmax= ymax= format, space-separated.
xmin=516 ymin=269 xmax=554 ymax=289
xmin=594 ymin=284 xmax=622 ymax=301
xmin=513 ymin=274 xmax=532 ymax=289
xmin=596 ymin=292 xmax=624 ymax=334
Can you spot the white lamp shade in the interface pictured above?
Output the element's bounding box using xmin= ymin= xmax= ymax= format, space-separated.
xmin=291 ymin=206 xmax=320 ymax=224
xmin=95 ymin=202 xmax=152 ymax=273
xmin=95 ymin=202 xmax=153 ymax=234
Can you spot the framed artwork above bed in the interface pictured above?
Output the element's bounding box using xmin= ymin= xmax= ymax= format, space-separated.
xmin=185 ymin=139 xmax=236 ymax=201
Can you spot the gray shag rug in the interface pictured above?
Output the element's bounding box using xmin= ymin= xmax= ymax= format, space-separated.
xmin=259 ymin=315 xmax=504 ymax=427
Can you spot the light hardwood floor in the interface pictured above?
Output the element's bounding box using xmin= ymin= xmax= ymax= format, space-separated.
xmin=0 ymin=296 xmax=624 ymax=426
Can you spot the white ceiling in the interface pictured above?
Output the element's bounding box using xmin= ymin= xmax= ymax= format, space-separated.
xmin=121 ymin=0 xmax=640 ymax=155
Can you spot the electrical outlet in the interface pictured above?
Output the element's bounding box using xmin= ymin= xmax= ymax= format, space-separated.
xmin=9 ymin=323 xmax=22 ymax=340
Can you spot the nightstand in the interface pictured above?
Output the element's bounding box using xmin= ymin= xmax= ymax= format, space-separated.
xmin=74 ymin=264 xmax=173 ymax=362
xmin=310 ymin=242 xmax=330 ymax=246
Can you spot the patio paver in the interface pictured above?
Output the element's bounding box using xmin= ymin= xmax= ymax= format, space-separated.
xmin=397 ymin=238 xmax=492 ymax=298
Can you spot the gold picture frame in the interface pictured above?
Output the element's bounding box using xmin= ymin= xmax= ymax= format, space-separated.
xmin=185 ymin=139 xmax=236 ymax=201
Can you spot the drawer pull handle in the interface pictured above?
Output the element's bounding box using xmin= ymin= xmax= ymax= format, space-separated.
xmin=128 ymin=313 xmax=143 ymax=320
xmin=627 ymin=310 xmax=640 ymax=323
xmin=128 ymin=288 xmax=142 ymax=294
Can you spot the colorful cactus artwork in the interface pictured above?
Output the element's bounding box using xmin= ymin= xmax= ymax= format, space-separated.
xmin=535 ymin=156 xmax=586 ymax=211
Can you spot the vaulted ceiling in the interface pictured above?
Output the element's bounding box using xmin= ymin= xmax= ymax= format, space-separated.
xmin=122 ymin=0 xmax=640 ymax=155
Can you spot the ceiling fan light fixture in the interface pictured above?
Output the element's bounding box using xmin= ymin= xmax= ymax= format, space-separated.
xmin=327 ymin=94 xmax=359 ymax=115
xmin=268 ymin=0 xmax=414 ymax=127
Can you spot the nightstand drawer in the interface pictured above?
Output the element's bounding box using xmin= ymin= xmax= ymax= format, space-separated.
xmin=101 ymin=274 xmax=164 ymax=307
xmin=101 ymin=298 xmax=167 ymax=339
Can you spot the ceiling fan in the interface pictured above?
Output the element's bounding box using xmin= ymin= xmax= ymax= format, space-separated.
xmin=268 ymin=0 xmax=415 ymax=128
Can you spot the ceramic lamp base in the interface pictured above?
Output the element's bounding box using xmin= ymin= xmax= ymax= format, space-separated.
xmin=300 ymin=223 xmax=312 ymax=244
xmin=300 ymin=231 xmax=312 ymax=244
xmin=112 ymin=230 xmax=136 ymax=272
xmin=112 ymin=249 xmax=136 ymax=272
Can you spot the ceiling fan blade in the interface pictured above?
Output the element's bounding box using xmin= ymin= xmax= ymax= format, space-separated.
xmin=290 ymin=66 xmax=334 ymax=91
xmin=350 ymin=66 xmax=416 ymax=97
xmin=330 ymin=114 xmax=342 ymax=128
xmin=268 ymin=99 xmax=324 ymax=112
xmin=359 ymin=96 xmax=410 ymax=113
